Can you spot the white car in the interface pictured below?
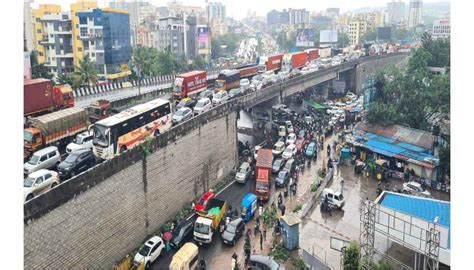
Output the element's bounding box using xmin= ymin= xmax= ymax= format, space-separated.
xmin=193 ymin=98 xmax=212 ymax=115
xmin=286 ymin=133 xmax=296 ymax=145
xmin=272 ymin=141 xmax=286 ymax=156
xmin=278 ymin=126 xmax=286 ymax=137
xmin=134 ymin=236 xmax=164 ymax=268
xmin=282 ymin=144 xmax=297 ymax=160
xmin=24 ymin=169 xmax=60 ymax=202
xmin=285 ymin=121 xmax=294 ymax=134
xmin=240 ymin=78 xmax=250 ymax=90
xmin=66 ymin=131 xmax=93 ymax=154
xmin=403 ymin=182 xmax=431 ymax=197
xmin=212 ymin=91 xmax=228 ymax=105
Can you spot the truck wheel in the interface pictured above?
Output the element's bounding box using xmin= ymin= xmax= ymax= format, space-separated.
xmin=26 ymin=194 xmax=34 ymax=201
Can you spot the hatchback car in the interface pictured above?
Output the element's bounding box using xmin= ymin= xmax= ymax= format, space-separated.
xmin=176 ymin=97 xmax=196 ymax=110
xmin=66 ymin=131 xmax=93 ymax=154
xmin=286 ymin=133 xmax=296 ymax=145
xmin=278 ymin=126 xmax=286 ymax=137
xmin=212 ymin=91 xmax=229 ymax=105
xmin=57 ymin=149 xmax=96 ymax=179
xmin=198 ymin=89 xmax=214 ymax=100
xmin=228 ymin=88 xmax=243 ymax=99
xmin=282 ymin=144 xmax=297 ymax=160
xmin=272 ymin=158 xmax=285 ymax=174
xmin=221 ymin=218 xmax=245 ymax=246
xmin=171 ymin=222 xmax=194 ymax=249
xmin=24 ymin=146 xmax=61 ymax=176
xmin=275 ymin=170 xmax=290 ymax=188
xmin=134 ymin=236 xmax=164 ymax=268
xmin=193 ymin=98 xmax=212 ymax=115
xmin=235 ymin=162 xmax=252 ymax=183
xmin=402 ymin=182 xmax=431 ymax=197
xmin=272 ymin=141 xmax=285 ymax=156
xmin=172 ymin=107 xmax=193 ymax=125
xmin=24 ymin=169 xmax=60 ymax=202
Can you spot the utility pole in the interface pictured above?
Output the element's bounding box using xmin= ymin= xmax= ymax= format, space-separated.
xmin=183 ymin=12 xmax=187 ymax=59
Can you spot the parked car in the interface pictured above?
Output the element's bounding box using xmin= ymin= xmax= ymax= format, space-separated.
xmin=134 ymin=236 xmax=164 ymax=268
xmin=248 ymin=255 xmax=284 ymax=270
xmin=57 ymin=149 xmax=96 ymax=179
xmin=172 ymin=107 xmax=193 ymax=125
xmin=278 ymin=126 xmax=286 ymax=137
xmin=176 ymin=97 xmax=196 ymax=110
xmin=212 ymin=90 xmax=229 ymax=105
xmin=282 ymin=144 xmax=296 ymax=160
xmin=235 ymin=162 xmax=252 ymax=183
xmin=286 ymin=133 xmax=296 ymax=145
xmin=24 ymin=169 xmax=60 ymax=202
xmin=272 ymin=141 xmax=285 ymax=156
xmin=275 ymin=169 xmax=289 ymax=188
xmin=24 ymin=146 xmax=61 ymax=176
xmin=66 ymin=131 xmax=93 ymax=153
xmin=198 ymin=89 xmax=214 ymax=100
xmin=402 ymin=181 xmax=431 ymax=197
xmin=221 ymin=218 xmax=245 ymax=246
xmin=193 ymin=98 xmax=212 ymax=115
xmin=228 ymin=88 xmax=243 ymax=99
xmin=272 ymin=158 xmax=285 ymax=174
xmin=285 ymin=121 xmax=294 ymax=134
xmin=171 ymin=222 xmax=194 ymax=249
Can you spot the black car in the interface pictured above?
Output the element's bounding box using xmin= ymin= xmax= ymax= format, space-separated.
xmin=275 ymin=170 xmax=289 ymax=188
xmin=221 ymin=218 xmax=245 ymax=246
xmin=170 ymin=222 xmax=194 ymax=249
xmin=198 ymin=89 xmax=214 ymax=100
xmin=228 ymin=88 xmax=243 ymax=99
xmin=57 ymin=149 xmax=96 ymax=179
xmin=176 ymin=98 xmax=197 ymax=110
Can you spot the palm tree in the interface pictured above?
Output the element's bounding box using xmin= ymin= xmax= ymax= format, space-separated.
xmin=74 ymin=54 xmax=99 ymax=87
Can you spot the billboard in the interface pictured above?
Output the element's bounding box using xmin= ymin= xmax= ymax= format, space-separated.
xmin=377 ymin=27 xmax=392 ymax=40
xmin=296 ymin=28 xmax=314 ymax=47
xmin=320 ymin=30 xmax=338 ymax=43
xmin=198 ymin=26 xmax=210 ymax=49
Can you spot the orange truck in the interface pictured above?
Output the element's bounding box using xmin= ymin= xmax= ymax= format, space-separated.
xmin=255 ymin=149 xmax=273 ymax=201
xmin=24 ymin=79 xmax=74 ymax=118
xmin=24 ymin=107 xmax=88 ymax=160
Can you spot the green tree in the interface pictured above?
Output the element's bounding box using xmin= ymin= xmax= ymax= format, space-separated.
xmin=342 ymin=242 xmax=360 ymax=270
xmin=30 ymin=51 xmax=54 ymax=80
xmin=190 ymin=55 xmax=206 ymax=70
xmin=74 ymin=54 xmax=99 ymax=87
xmin=338 ymin=32 xmax=350 ymax=48
xmin=55 ymin=73 xmax=77 ymax=88
xmin=156 ymin=47 xmax=177 ymax=75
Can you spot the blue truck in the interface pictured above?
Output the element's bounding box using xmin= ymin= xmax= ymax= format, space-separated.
xmin=241 ymin=193 xmax=257 ymax=222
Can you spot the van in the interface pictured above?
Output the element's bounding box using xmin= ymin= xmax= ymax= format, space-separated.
xmin=24 ymin=146 xmax=61 ymax=176
xmin=322 ymin=188 xmax=345 ymax=209
xmin=169 ymin=242 xmax=199 ymax=270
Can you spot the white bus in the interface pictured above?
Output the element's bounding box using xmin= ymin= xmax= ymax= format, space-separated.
xmin=92 ymin=98 xmax=172 ymax=160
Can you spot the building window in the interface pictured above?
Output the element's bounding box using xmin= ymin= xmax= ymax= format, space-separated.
xmin=35 ymin=18 xmax=40 ymax=22
xmin=80 ymin=27 xmax=87 ymax=36
xmin=39 ymin=52 xmax=43 ymax=56
xmin=78 ymin=47 xmax=82 ymax=52
xmin=37 ymin=29 xmax=42 ymax=33
xmin=90 ymin=40 xmax=94 ymax=45
xmin=79 ymin=17 xmax=87 ymax=24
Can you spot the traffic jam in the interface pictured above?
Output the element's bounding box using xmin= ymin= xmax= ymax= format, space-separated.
xmin=22 ymin=45 xmax=369 ymax=204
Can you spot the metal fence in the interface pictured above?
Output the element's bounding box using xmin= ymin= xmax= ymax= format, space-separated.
xmin=302 ymin=248 xmax=332 ymax=270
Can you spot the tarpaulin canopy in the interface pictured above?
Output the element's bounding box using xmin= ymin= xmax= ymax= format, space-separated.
xmin=303 ymin=99 xmax=326 ymax=110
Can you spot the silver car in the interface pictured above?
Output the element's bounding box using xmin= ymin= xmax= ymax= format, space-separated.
xmin=172 ymin=107 xmax=193 ymax=125
xmin=235 ymin=162 xmax=251 ymax=183
xmin=24 ymin=169 xmax=60 ymax=202
xmin=24 ymin=146 xmax=61 ymax=176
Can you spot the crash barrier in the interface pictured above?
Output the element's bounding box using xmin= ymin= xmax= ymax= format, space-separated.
xmin=113 ymin=255 xmax=133 ymax=270
xmin=301 ymin=168 xmax=334 ymax=219
xmin=302 ymin=248 xmax=332 ymax=270
xmin=24 ymin=101 xmax=238 ymax=222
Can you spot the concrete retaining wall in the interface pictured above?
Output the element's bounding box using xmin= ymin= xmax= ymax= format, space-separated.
xmin=24 ymin=108 xmax=238 ymax=269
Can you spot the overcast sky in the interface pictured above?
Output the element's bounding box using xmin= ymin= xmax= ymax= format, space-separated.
xmin=31 ymin=0 xmax=449 ymax=19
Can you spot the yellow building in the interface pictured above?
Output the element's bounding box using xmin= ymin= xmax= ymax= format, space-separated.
xmin=354 ymin=12 xmax=384 ymax=30
xmin=32 ymin=4 xmax=61 ymax=64
xmin=348 ymin=20 xmax=367 ymax=46
xmin=70 ymin=0 xmax=98 ymax=67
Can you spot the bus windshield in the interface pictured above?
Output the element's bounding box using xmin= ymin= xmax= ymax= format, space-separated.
xmin=93 ymin=124 xmax=109 ymax=147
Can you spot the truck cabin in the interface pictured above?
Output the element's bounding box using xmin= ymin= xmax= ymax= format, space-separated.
xmin=173 ymin=77 xmax=185 ymax=99
xmin=24 ymin=128 xmax=43 ymax=159
xmin=281 ymin=54 xmax=293 ymax=72
xmin=87 ymin=100 xmax=111 ymax=123
xmin=59 ymin=85 xmax=75 ymax=108
xmin=257 ymin=57 xmax=268 ymax=73
xmin=240 ymin=193 xmax=257 ymax=222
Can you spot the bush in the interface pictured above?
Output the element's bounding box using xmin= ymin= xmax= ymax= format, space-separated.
xmin=291 ymin=257 xmax=309 ymax=270
xmin=268 ymin=243 xmax=290 ymax=262
xmin=318 ymin=168 xmax=327 ymax=178
xmin=293 ymin=204 xmax=302 ymax=212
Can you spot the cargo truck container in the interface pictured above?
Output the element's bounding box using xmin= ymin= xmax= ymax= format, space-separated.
xmin=257 ymin=54 xmax=283 ymax=73
xmin=305 ymin=48 xmax=319 ymax=64
xmin=24 ymin=107 xmax=88 ymax=160
xmin=24 ymin=79 xmax=74 ymax=117
xmin=194 ymin=198 xmax=228 ymax=245
xmin=216 ymin=69 xmax=240 ymax=91
xmin=238 ymin=65 xmax=259 ymax=79
xmin=172 ymin=70 xmax=208 ymax=101
xmin=281 ymin=51 xmax=308 ymax=72
xmin=255 ymin=149 xmax=273 ymax=201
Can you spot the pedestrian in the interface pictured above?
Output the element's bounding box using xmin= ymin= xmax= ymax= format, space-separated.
xmin=258 ymin=203 xmax=263 ymax=217
xmin=280 ymin=204 xmax=286 ymax=216
xmin=165 ymin=239 xmax=171 ymax=253
xmin=259 ymin=231 xmax=264 ymax=250
xmin=246 ymin=228 xmax=252 ymax=239
xmin=263 ymin=223 xmax=267 ymax=240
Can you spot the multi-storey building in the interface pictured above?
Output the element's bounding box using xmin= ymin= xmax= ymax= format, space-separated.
xmin=33 ymin=4 xmax=62 ymax=64
xmin=288 ymin=8 xmax=310 ymax=27
xmin=387 ymin=0 xmax=405 ymax=25
xmin=70 ymin=0 xmax=99 ymax=67
xmin=76 ymin=8 xmax=132 ymax=82
xmin=24 ymin=0 xmax=35 ymax=52
xmin=206 ymin=2 xmax=226 ymax=21
xmin=408 ymin=0 xmax=423 ymax=27
xmin=348 ymin=20 xmax=367 ymax=46
xmin=354 ymin=12 xmax=385 ymax=30
xmin=326 ymin=8 xmax=340 ymax=17
xmin=152 ymin=15 xmax=198 ymax=58
xmin=432 ymin=18 xmax=450 ymax=39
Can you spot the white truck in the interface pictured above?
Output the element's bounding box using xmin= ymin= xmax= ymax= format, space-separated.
xmin=193 ymin=198 xmax=228 ymax=245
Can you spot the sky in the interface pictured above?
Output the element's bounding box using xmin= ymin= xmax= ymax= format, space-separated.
xmin=31 ymin=0 xmax=449 ymax=19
